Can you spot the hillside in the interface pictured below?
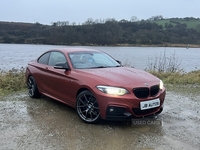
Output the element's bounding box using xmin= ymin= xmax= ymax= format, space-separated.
xmin=0 ymin=17 xmax=200 ymax=47
xmin=151 ymin=17 xmax=200 ymax=31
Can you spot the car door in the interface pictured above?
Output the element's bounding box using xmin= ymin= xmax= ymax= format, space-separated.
xmin=41 ymin=51 xmax=73 ymax=104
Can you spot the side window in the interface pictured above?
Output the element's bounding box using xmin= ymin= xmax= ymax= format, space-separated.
xmin=38 ymin=52 xmax=50 ymax=65
xmin=48 ymin=52 xmax=67 ymax=66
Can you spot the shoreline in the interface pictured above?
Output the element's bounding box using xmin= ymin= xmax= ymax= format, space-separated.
xmin=1 ymin=43 xmax=200 ymax=48
xmin=114 ymin=43 xmax=200 ymax=48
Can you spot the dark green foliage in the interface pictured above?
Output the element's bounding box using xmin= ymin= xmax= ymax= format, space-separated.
xmin=0 ymin=17 xmax=200 ymax=45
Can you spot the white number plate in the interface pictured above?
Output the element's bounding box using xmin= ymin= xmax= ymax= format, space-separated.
xmin=140 ymin=99 xmax=160 ymax=110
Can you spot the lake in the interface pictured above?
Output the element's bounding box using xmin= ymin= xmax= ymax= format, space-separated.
xmin=0 ymin=43 xmax=199 ymax=72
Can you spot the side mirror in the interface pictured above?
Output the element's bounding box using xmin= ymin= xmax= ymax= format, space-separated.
xmin=54 ymin=62 xmax=70 ymax=70
xmin=116 ymin=60 xmax=122 ymax=66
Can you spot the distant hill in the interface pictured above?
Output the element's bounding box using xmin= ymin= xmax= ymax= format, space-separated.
xmin=150 ymin=17 xmax=200 ymax=31
xmin=0 ymin=17 xmax=200 ymax=47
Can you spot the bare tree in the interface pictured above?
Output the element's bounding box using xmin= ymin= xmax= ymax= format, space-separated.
xmin=131 ymin=16 xmax=139 ymax=22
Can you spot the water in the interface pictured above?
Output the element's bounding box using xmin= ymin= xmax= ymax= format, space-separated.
xmin=0 ymin=43 xmax=200 ymax=72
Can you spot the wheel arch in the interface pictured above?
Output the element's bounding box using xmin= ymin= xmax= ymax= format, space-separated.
xmin=76 ymin=87 xmax=91 ymax=98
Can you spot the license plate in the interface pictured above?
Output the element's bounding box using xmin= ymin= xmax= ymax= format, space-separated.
xmin=140 ymin=99 xmax=160 ymax=110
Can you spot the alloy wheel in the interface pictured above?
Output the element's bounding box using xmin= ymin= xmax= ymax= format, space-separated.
xmin=76 ymin=91 xmax=100 ymax=123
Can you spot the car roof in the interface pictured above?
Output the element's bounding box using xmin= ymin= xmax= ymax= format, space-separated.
xmin=47 ymin=48 xmax=100 ymax=54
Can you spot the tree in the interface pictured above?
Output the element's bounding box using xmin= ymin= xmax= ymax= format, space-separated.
xmin=130 ymin=16 xmax=139 ymax=22
xmin=84 ymin=18 xmax=94 ymax=25
xmin=148 ymin=15 xmax=164 ymax=21
xmin=196 ymin=24 xmax=200 ymax=33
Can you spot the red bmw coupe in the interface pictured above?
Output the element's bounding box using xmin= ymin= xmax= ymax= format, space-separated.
xmin=25 ymin=48 xmax=166 ymax=123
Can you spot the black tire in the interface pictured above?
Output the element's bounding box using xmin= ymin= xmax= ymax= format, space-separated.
xmin=27 ymin=76 xmax=41 ymax=98
xmin=76 ymin=90 xmax=100 ymax=123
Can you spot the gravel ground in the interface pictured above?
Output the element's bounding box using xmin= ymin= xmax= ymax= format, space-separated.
xmin=0 ymin=88 xmax=200 ymax=150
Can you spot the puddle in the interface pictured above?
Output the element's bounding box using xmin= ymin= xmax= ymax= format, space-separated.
xmin=0 ymin=91 xmax=199 ymax=150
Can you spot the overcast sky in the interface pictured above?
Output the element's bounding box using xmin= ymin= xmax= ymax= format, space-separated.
xmin=0 ymin=0 xmax=199 ymax=25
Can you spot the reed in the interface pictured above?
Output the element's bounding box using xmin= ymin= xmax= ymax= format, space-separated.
xmin=146 ymin=50 xmax=181 ymax=73
xmin=146 ymin=50 xmax=200 ymax=84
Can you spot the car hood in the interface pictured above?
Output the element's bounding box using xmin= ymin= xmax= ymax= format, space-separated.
xmin=75 ymin=67 xmax=160 ymax=87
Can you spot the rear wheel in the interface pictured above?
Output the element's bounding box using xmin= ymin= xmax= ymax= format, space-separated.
xmin=76 ymin=91 xmax=100 ymax=123
xmin=27 ymin=76 xmax=41 ymax=98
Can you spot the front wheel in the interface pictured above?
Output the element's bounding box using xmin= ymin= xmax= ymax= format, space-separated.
xmin=76 ymin=91 xmax=100 ymax=123
xmin=27 ymin=76 xmax=41 ymax=98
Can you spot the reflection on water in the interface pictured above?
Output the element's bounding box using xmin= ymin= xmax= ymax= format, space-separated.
xmin=0 ymin=43 xmax=200 ymax=72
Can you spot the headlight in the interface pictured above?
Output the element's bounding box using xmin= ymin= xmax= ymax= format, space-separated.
xmin=96 ymin=85 xmax=129 ymax=96
xmin=159 ymin=80 xmax=164 ymax=90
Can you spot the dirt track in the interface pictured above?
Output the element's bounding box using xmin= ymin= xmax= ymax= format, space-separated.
xmin=0 ymin=88 xmax=200 ymax=150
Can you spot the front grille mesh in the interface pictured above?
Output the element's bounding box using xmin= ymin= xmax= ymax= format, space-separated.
xmin=133 ymin=85 xmax=159 ymax=98
xmin=133 ymin=88 xmax=149 ymax=98
xmin=150 ymin=85 xmax=160 ymax=97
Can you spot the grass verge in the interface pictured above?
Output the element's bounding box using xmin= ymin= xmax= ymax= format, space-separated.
xmin=150 ymin=70 xmax=200 ymax=85
xmin=0 ymin=68 xmax=26 ymax=96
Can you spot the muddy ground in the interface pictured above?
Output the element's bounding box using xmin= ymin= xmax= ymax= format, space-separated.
xmin=0 ymin=87 xmax=200 ymax=150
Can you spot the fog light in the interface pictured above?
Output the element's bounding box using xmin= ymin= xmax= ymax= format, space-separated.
xmin=109 ymin=107 xmax=114 ymax=112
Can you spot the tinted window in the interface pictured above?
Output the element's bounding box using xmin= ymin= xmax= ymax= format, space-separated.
xmin=48 ymin=52 xmax=66 ymax=66
xmin=38 ymin=52 xmax=50 ymax=65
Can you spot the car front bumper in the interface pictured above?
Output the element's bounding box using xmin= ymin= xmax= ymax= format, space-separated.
xmin=94 ymin=88 xmax=166 ymax=121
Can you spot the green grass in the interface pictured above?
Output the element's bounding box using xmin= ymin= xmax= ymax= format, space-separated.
xmin=150 ymin=70 xmax=200 ymax=85
xmin=152 ymin=18 xmax=200 ymax=29
xmin=153 ymin=19 xmax=173 ymax=27
xmin=0 ymin=68 xmax=26 ymax=93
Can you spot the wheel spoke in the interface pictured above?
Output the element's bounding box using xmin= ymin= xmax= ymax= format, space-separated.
xmin=91 ymin=111 xmax=98 ymax=116
xmin=93 ymin=106 xmax=99 ymax=110
xmin=89 ymin=112 xmax=93 ymax=120
xmin=79 ymin=97 xmax=86 ymax=105
xmin=92 ymin=100 xmax=97 ymax=105
xmin=28 ymin=79 xmax=32 ymax=88
xmin=81 ymin=109 xmax=86 ymax=114
xmin=83 ymin=94 xmax=88 ymax=102
xmin=77 ymin=105 xmax=86 ymax=108
xmin=29 ymin=89 xmax=33 ymax=96
xmin=85 ymin=109 xmax=88 ymax=119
